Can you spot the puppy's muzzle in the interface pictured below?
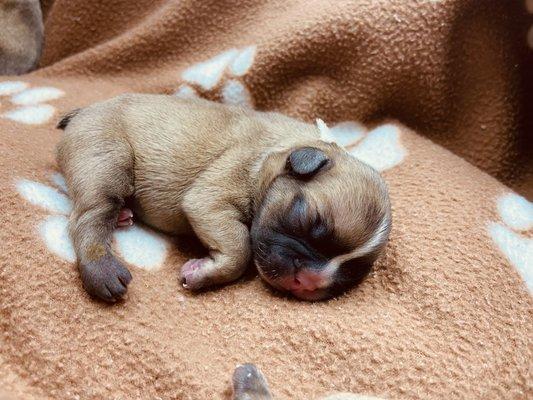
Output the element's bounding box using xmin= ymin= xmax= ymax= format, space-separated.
xmin=252 ymin=228 xmax=332 ymax=300
xmin=276 ymin=269 xmax=331 ymax=301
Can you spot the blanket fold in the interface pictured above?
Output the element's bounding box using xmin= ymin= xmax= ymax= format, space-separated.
xmin=0 ymin=0 xmax=531 ymax=399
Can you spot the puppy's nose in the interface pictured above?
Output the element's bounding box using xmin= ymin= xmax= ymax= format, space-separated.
xmin=288 ymin=271 xmax=326 ymax=291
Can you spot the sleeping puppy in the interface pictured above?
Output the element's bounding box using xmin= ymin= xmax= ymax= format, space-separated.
xmin=232 ymin=364 xmax=380 ymax=400
xmin=56 ymin=94 xmax=391 ymax=302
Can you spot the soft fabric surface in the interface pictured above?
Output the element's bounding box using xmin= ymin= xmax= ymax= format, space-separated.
xmin=0 ymin=0 xmax=532 ymax=399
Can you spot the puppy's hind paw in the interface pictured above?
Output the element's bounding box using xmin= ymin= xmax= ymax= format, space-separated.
xmin=180 ymin=257 xmax=213 ymax=290
xmin=80 ymin=252 xmax=132 ymax=302
xmin=116 ymin=208 xmax=134 ymax=227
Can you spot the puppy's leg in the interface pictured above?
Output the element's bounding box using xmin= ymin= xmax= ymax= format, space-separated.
xmin=70 ymin=198 xmax=133 ymax=302
xmin=59 ymin=134 xmax=135 ymax=302
xmin=232 ymin=364 xmax=272 ymax=400
xmin=180 ymin=182 xmax=251 ymax=290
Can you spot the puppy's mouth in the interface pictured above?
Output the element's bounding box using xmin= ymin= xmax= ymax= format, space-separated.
xmin=255 ymin=260 xmax=331 ymax=301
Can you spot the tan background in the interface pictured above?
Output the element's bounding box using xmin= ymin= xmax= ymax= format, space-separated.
xmin=0 ymin=0 xmax=531 ymax=399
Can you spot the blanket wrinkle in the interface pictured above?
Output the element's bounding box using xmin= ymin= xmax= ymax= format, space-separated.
xmin=0 ymin=0 xmax=532 ymax=399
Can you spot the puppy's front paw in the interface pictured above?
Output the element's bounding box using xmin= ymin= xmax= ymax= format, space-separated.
xmin=180 ymin=257 xmax=213 ymax=290
xmin=80 ymin=253 xmax=132 ymax=302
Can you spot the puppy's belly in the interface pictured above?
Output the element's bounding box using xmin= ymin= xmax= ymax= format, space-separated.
xmin=131 ymin=194 xmax=192 ymax=235
xmin=140 ymin=210 xmax=192 ymax=235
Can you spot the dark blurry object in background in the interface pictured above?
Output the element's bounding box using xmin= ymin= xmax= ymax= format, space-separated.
xmin=0 ymin=0 xmax=43 ymax=75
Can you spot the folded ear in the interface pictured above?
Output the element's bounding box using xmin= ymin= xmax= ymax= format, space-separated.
xmin=286 ymin=147 xmax=329 ymax=178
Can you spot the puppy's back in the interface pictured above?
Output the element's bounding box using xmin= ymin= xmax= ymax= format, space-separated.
xmin=56 ymin=93 xmax=321 ymax=203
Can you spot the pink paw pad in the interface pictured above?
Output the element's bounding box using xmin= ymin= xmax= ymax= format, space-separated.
xmin=180 ymin=258 xmax=210 ymax=290
xmin=117 ymin=208 xmax=133 ymax=227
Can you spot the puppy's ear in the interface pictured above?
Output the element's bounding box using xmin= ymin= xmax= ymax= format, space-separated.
xmin=287 ymin=147 xmax=329 ymax=178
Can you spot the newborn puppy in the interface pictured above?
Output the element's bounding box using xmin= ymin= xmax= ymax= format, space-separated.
xmin=56 ymin=94 xmax=391 ymax=302
xmin=232 ymin=364 xmax=379 ymax=400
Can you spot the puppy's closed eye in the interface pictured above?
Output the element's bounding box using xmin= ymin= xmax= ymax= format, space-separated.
xmin=283 ymin=195 xmax=349 ymax=260
xmin=285 ymin=194 xmax=310 ymax=234
xmin=286 ymin=194 xmax=329 ymax=238
xmin=310 ymin=221 xmax=328 ymax=239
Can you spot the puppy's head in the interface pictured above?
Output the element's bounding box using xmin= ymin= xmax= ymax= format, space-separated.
xmin=251 ymin=142 xmax=391 ymax=301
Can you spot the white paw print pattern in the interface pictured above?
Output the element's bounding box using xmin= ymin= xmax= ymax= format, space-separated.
xmin=488 ymin=192 xmax=533 ymax=293
xmin=176 ymin=46 xmax=256 ymax=107
xmin=177 ymin=47 xmax=407 ymax=172
xmin=0 ymin=81 xmax=64 ymax=125
xmin=15 ymin=173 xmax=170 ymax=271
xmin=318 ymin=119 xmax=406 ymax=172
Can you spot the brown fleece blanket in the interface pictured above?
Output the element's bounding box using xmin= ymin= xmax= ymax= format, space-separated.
xmin=0 ymin=1 xmax=532 ymax=399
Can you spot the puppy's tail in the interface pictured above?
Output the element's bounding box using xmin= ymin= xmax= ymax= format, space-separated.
xmin=56 ymin=108 xmax=81 ymax=130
